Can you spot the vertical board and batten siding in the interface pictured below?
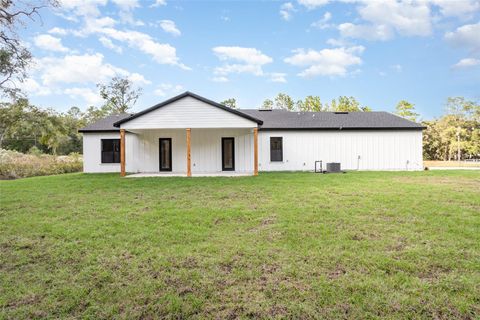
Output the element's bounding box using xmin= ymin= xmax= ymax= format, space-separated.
xmin=190 ymin=129 xmax=253 ymax=173
xmin=82 ymin=132 xmax=139 ymax=173
xmin=258 ymin=130 xmax=423 ymax=171
xmin=131 ymin=129 xmax=254 ymax=173
xmin=129 ymin=129 xmax=187 ymax=173
xmin=120 ymin=96 xmax=257 ymax=129
xmin=82 ymin=129 xmax=254 ymax=173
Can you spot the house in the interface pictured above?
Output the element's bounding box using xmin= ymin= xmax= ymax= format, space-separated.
xmin=79 ymin=91 xmax=424 ymax=176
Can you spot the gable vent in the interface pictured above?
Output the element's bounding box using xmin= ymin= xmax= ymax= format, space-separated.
xmin=334 ymin=112 xmax=348 ymax=114
xmin=259 ymin=109 xmax=273 ymax=111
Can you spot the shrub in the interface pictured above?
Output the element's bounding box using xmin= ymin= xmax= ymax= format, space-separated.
xmin=0 ymin=149 xmax=83 ymax=179
xmin=28 ymin=146 xmax=43 ymax=156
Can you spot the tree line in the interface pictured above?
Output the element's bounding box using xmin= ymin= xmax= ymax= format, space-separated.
xmin=0 ymin=77 xmax=141 ymax=154
xmin=221 ymin=94 xmax=372 ymax=112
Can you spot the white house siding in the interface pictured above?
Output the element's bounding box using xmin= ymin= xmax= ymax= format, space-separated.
xmin=82 ymin=132 xmax=139 ymax=173
xmin=83 ymin=129 xmax=254 ymax=174
xmin=126 ymin=129 xmax=187 ymax=173
xmin=120 ymin=96 xmax=257 ymax=130
xmin=258 ymin=130 xmax=423 ymax=171
xmin=190 ymin=129 xmax=253 ymax=173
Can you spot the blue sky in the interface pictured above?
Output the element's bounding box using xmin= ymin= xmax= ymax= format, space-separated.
xmin=21 ymin=0 xmax=480 ymax=119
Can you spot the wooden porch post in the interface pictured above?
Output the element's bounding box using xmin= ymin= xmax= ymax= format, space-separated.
xmin=120 ymin=129 xmax=126 ymax=177
xmin=253 ymin=127 xmax=258 ymax=176
xmin=186 ymin=128 xmax=191 ymax=177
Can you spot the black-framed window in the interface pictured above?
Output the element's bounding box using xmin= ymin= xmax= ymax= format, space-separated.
xmin=270 ymin=137 xmax=283 ymax=162
xmin=101 ymin=139 xmax=120 ymax=163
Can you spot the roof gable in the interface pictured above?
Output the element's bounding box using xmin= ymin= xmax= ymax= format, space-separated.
xmin=114 ymin=91 xmax=262 ymax=128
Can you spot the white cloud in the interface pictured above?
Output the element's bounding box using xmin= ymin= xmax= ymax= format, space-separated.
xmin=154 ymin=83 xmax=183 ymax=96
xmin=150 ymin=0 xmax=166 ymax=7
xmin=48 ymin=27 xmax=68 ymax=36
xmin=212 ymin=76 xmax=229 ymax=83
xmin=58 ymin=0 xmax=107 ymax=17
xmin=99 ymin=36 xmax=123 ymax=53
xmin=391 ymin=64 xmax=402 ymax=72
xmin=35 ymin=53 xmax=149 ymax=86
xmin=64 ymin=87 xmax=104 ymax=106
xmin=158 ymin=20 xmax=181 ymax=36
xmin=23 ymin=78 xmax=52 ymax=96
xmin=57 ymin=1 xmax=187 ymax=70
xmin=339 ymin=23 xmax=393 ymax=41
xmin=445 ymin=22 xmax=480 ymax=51
xmin=212 ymin=46 xmax=273 ymax=78
xmin=284 ymin=46 xmax=365 ymax=77
xmin=297 ymin=0 xmax=329 ymax=10
xmin=128 ymin=73 xmax=151 ymax=85
xmin=71 ymin=16 xmax=117 ymax=37
xmin=100 ymin=28 xmax=190 ymax=69
xmin=280 ymin=2 xmax=295 ymax=21
xmin=326 ymin=38 xmax=350 ymax=47
xmin=453 ymin=58 xmax=480 ymax=68
xmin=431 ymin=0 xmax=480 ymax=19
xmin=112 ymin=0 xmax=139 ymax=11
xmin=338 ymin=0 xmax=432 ymax=41
xmin=358 ymin=1 xmax=432 ymax=37
xmin=110 ymin=0 xmax=144 ymax=26
xmin=34 ymin=34 xmax=69 ymax=52
xmin=269 ymin=73 xmax=287 ymax=83
xmin=311 ymin=11 xmax=332 ymax=29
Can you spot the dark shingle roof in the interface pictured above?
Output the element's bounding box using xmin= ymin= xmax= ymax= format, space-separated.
xmin=78 ymin=114 xmax=131 ymax=132
xmin=79 ymin=96 xmax=423 ymax=133
xmin=240 ymin=109 xmax=423 ymax=130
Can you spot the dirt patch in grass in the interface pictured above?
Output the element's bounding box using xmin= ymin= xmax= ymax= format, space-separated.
xmin=249 ymin=215 xmax=277 ymax=233
xmin=394 ymin=176 xmax=480 ymax=189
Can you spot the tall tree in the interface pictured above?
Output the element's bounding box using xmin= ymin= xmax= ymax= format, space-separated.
xmin=97 ymin=76 xmax=142 ymax=114
xmin=274 ymin=93 xmax=294 ymax=110
xmin=0 ymin=0 xmax=58 ymax=97
xmin=0 ymin=98 xmax=27 ymax=147
xmin=422 ymin=97 xmax=480 ymax=161
xmin=220 ymin=98 xmax=237 ymax=109
xmin=395 ymin=100 xmax=419 ymax=122
xmin=327 ymin=96 xmax=371 ymax=112
xmin=298 ymin=95 xmax=323 ymax=112
xmin=261 ymin=98 xmax=273 ymax=110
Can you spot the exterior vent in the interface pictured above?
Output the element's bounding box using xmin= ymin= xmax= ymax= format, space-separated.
xmin=259 ymin=109 xmax=273 ymax=111
xmin=334 ymin=112 xmax=348 ymax=114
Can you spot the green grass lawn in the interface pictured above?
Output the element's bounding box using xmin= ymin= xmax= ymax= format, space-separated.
xmin=1 ymin=171 xmax=479 ymax=319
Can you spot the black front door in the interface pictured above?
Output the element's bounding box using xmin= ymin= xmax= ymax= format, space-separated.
xmin=159 ymin=138 xmax=172 ymax=171
xmin=222 ymin=137 xmax=235 ymax=171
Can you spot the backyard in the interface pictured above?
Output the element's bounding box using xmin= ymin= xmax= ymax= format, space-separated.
xmin=1 ymin=171 xmax=479 ymax=319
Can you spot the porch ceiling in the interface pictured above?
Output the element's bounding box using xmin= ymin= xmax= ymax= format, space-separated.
xmin=126 ymin=127 xmax=255 ymax=134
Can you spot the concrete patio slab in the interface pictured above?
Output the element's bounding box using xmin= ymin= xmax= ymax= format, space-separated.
xmin=126 ymin=172 xmax=253 ymax=178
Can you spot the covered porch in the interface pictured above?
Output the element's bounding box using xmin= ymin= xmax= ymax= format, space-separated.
xmin=120 ymin=127 xmax=259 ymax=177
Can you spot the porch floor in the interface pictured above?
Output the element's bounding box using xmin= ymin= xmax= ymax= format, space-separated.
xmin=126 ymin=172 xmax=253 ymax=178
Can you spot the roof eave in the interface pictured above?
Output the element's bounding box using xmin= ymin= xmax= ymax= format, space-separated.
xmin=78 ymin=129 xmax=120 ymax=133
xmin=259 ymin=127 xmax=425 ymax=131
